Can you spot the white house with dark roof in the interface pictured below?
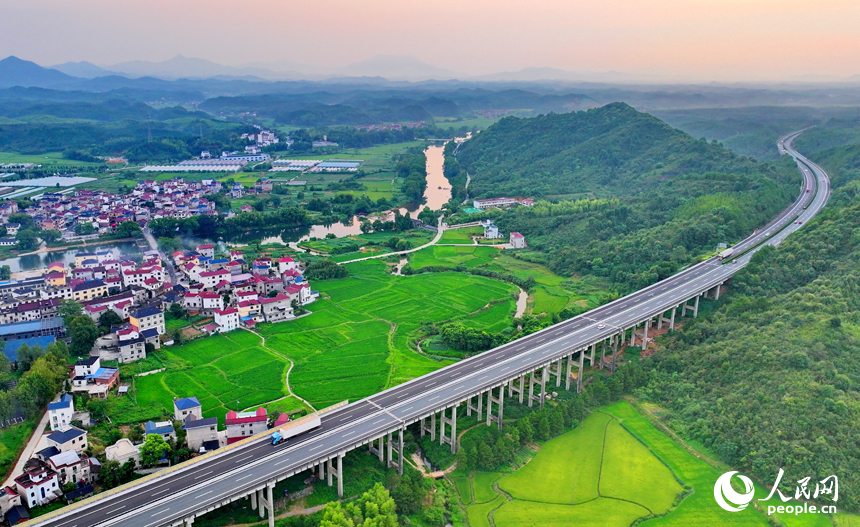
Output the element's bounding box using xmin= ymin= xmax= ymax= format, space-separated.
xmin=183 ymin=416 xmax=219 ymax=451
xmin=173 ymin=397 xmax=202 ymax=421
xmin=47 ymin=450 xmax=91 ymax=485
xmin=14 ymin=459 xmax=60 ymax=508
xmin=46 ymin=426 xmax=88 ymax=453
xmin=47 ymin=394 xmax=74 ymax=431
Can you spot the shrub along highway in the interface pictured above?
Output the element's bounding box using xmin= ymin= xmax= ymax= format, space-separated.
xmin=28 ymin=131 xmax=829 ymax=527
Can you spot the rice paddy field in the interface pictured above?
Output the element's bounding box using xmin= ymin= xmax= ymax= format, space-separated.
xmin=132 ymin=330 xmax=310 ymax=427
xmin=408 ymin=246 xmax=610 ymax=316
xmin=457 ymin=401 xmax=843 ymax=527
xmin=254 ymin=258 xmax=519 ymax=408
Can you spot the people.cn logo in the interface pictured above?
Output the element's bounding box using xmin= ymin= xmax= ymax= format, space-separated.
xmin=714 ymin=471 xmax=756 ymax=512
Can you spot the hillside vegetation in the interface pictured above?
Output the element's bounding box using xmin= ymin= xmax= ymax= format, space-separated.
xmin=448 ymin=103 xmax=799 ymax=292
xmin=641 ymin=139 xmax=860 ymax=512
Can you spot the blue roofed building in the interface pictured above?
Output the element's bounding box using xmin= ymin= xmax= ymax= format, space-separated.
xmin=144 ymin=420 xmax=176 ymax=442
xmin=173 ymin=397 xmax=202 ymax=421
xmin=47 ymin=394 xmax=74 ymax=431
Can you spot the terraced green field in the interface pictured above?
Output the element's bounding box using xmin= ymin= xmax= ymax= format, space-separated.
xmin=462 ymin=402 xmax=814 ymax=527
xmin=258 ymin=259 xmax=519 ymax=407
xmin=133 ymin=331 xmax=310 ymax=426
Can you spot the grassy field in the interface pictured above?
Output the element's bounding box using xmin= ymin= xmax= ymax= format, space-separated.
xmin=407 ymin=246 xmax=611 ymax=317
xmin=0 ymin=417 xmax=38 ymax=481
xmin=439 ymin=226 xmax=483 ymax=244
xmin=132 ymin=331 xmax=311 ymax=427
xmin=605 ymin=401 xmax=835 ymax=527
xmin=499 ymin=412 xmax=610 ymax=504
xmin=256 ymin=259 xmax=518 ymax=407
xmin=458 ymin=401 xmax=841 ymax=527
xmin=0 ymin=151 xmax=105 ymax=167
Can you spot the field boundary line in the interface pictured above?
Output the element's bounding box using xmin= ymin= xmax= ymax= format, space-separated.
xmin=241 ymin=328 xmax=317 ymax=412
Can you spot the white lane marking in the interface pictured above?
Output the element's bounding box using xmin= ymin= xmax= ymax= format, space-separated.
xmin=396 ymin=392 xmax=409 ymax=399
xmin=151 ymin=508 xmax=171 ymax=517
xmin=275 ymin=458 xmax=292 ymax=466
xmin=429 ymin=396 xmax=440 ymax=401
xmin=342 ymin=430 xmax=356 ymax=437
xmin=401 ymin=406 xmax=413 ymax=412
xmin=478 ymin=375 xmax=488 ymax=380
xmin=152 ymin=488 xmax=171 ymax=496
xmin=310 ymin=444 xmax=323 ymax=451
xmin=500 ymin=366 xmax=510 ymax=371
xmin=108 ymin=506 xmax=127 ymax=513
xmin=194 ymin=472 xmax=210 ymax=480
xmin=236 ymin=473 xmax=254 ymax=481
xmin=372 ymin=418 xmax=386 ymax=425
xmin=196 ymin=490 xmax=213 ymax=498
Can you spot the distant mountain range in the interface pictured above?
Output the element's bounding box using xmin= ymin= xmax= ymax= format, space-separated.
xmin=2 ymin=54 xmax=860 ymax=92
xmin=0 ymin=56 xmax=74 ymax=88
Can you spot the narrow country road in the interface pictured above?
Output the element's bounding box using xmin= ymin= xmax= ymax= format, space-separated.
xmin=337 ymin=215 xmax=445 ymax=265
xmin=240 ymin=328 xmax=317 ymax=413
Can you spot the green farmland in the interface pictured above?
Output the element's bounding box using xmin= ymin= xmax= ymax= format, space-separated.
xmin=132 ymin=330 xmax=310 ymax=426
xmin=257 ymin=259 xmax=518 ymax=408
xmin=407 ymin=245 xmax=611 ymax=317
xmin=458 ymin=401 xmax=841 ymax=527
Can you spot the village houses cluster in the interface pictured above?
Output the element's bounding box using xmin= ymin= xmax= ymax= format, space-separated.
xmin=0 ymin=390 xmax=294 ymax=523
xmin=0 ymin=178 xmax=225 ymax=241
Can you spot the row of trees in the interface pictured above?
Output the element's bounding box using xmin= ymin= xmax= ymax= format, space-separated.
xmin=149 ymin=207 xmax=310 ymax=239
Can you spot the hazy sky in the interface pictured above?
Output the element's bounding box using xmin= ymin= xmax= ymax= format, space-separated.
xmin=2 ymin=0 xmax=859 ymax=81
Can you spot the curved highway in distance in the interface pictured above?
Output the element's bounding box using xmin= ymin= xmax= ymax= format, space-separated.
xmin=28 ymin=131 xmax=830 ymax=527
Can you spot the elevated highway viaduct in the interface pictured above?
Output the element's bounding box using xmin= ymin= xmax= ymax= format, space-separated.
xmin=26 ymin=130 xmax=830 ymax=527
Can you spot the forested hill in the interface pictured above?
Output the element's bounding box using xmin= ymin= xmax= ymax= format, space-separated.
xmin=452 ymin=102 xmax=768 ymax=198
xmin=641 ymin=141 xmax=860 ymax=511
xmin=445 ymin=103 xmax=798 ymax=292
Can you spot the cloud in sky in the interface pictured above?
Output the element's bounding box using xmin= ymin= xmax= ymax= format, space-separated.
xmin=1 ymin=0 xmax=858 ymax=81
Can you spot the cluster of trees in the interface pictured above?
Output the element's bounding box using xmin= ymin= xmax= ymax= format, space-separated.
xmin=438 ymin=323 xmax=499 ymax=353
xmin=395 ymin=151 xmax=428 ymax=203
xmin=0 ymin=342 xmax=69 ymax=420
xmin=639 ymin=140 xmax=860 ymax=511
xmin=59 ymin=301 xmax=101 ymax=356
xmin=149 ymin=207 xmax=310 ymax=239
xmin=449 ymin=104 xmax=799 ymax=292
xmin=359 ymin=211 xmax=416 ymax=235
xmin=456 ymin=364 xmax=645 ymax=472
xmin=319 ymin=483 xmax=398 ymax=527
xmin=304 ymin=259 xmax=349 ymax=281
xmin=99 ymin=459 xmax=137 ymax=490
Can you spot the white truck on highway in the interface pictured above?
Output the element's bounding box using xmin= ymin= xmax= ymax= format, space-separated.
xmin=271 ymin=414 xmax=322 ymax=445
xmin=717 ymin=248 xmax=734 ymax=261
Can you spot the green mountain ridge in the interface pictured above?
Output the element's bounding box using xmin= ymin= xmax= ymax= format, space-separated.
xmin=447 ymin=103 xmax=798 ymax=292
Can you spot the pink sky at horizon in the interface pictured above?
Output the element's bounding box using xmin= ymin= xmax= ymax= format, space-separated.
xmin=1 ymin=0 xmax=859 ymax=81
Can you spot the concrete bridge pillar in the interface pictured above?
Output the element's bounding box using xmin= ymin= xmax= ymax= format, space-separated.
xmin=184 ymin=518 xmax=194 ymax=526
xmin=387 ymin=428 xmax=405 ymax=475
xmin=629 ymin=324 xmax=637 ymax=346
xmin=641 ymin=319 xmax=650 ymax=350
xmin=586 ymin=343 xmax=596 ymax=366
xmin=250 ymin=488 xmax=257 ymax=510
xmin=486 ymin=385 xmax=504 ymax=430
xmin=368 ymin=435 xmax=384 ymax=462
xmin=713 ymin=283 xmax=722 ymax=301
xmin=261 ymin=482 xmax=275 ymax=527
xmin=565 ymin=353 xmax=574 ymax=390
xmin=332 ymin=453 xmax=344 ymax=498
xmin=610 ymin=333 xmax=619 ymax=373
xmin=440 ymin=406 xmax=458 ymax=454
xmin=257 ymin=488 xmax=265 ymax=519
xmin=693 ymin=295 xmax=700 ymax=317
xmin=528 ymin=368 xmax=547 ymax=408
xmin=317 ymin=460 xmax=325 ymax=480
xmin=670 ymin=306 xmax=676 ymax=331
xmin=548 ymin=358 xmax=563 ymax=387
xmin=420 ymin=413 xmax=436 ymax=440
xmin=466 ymin=392 xmax=483 ymax=421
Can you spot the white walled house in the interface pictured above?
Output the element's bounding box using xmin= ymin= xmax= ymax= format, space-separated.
xmin=214 ymin=308 xmax=239 ymax=333
xmin=47 ymin=395 xmax=74 ymax=432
